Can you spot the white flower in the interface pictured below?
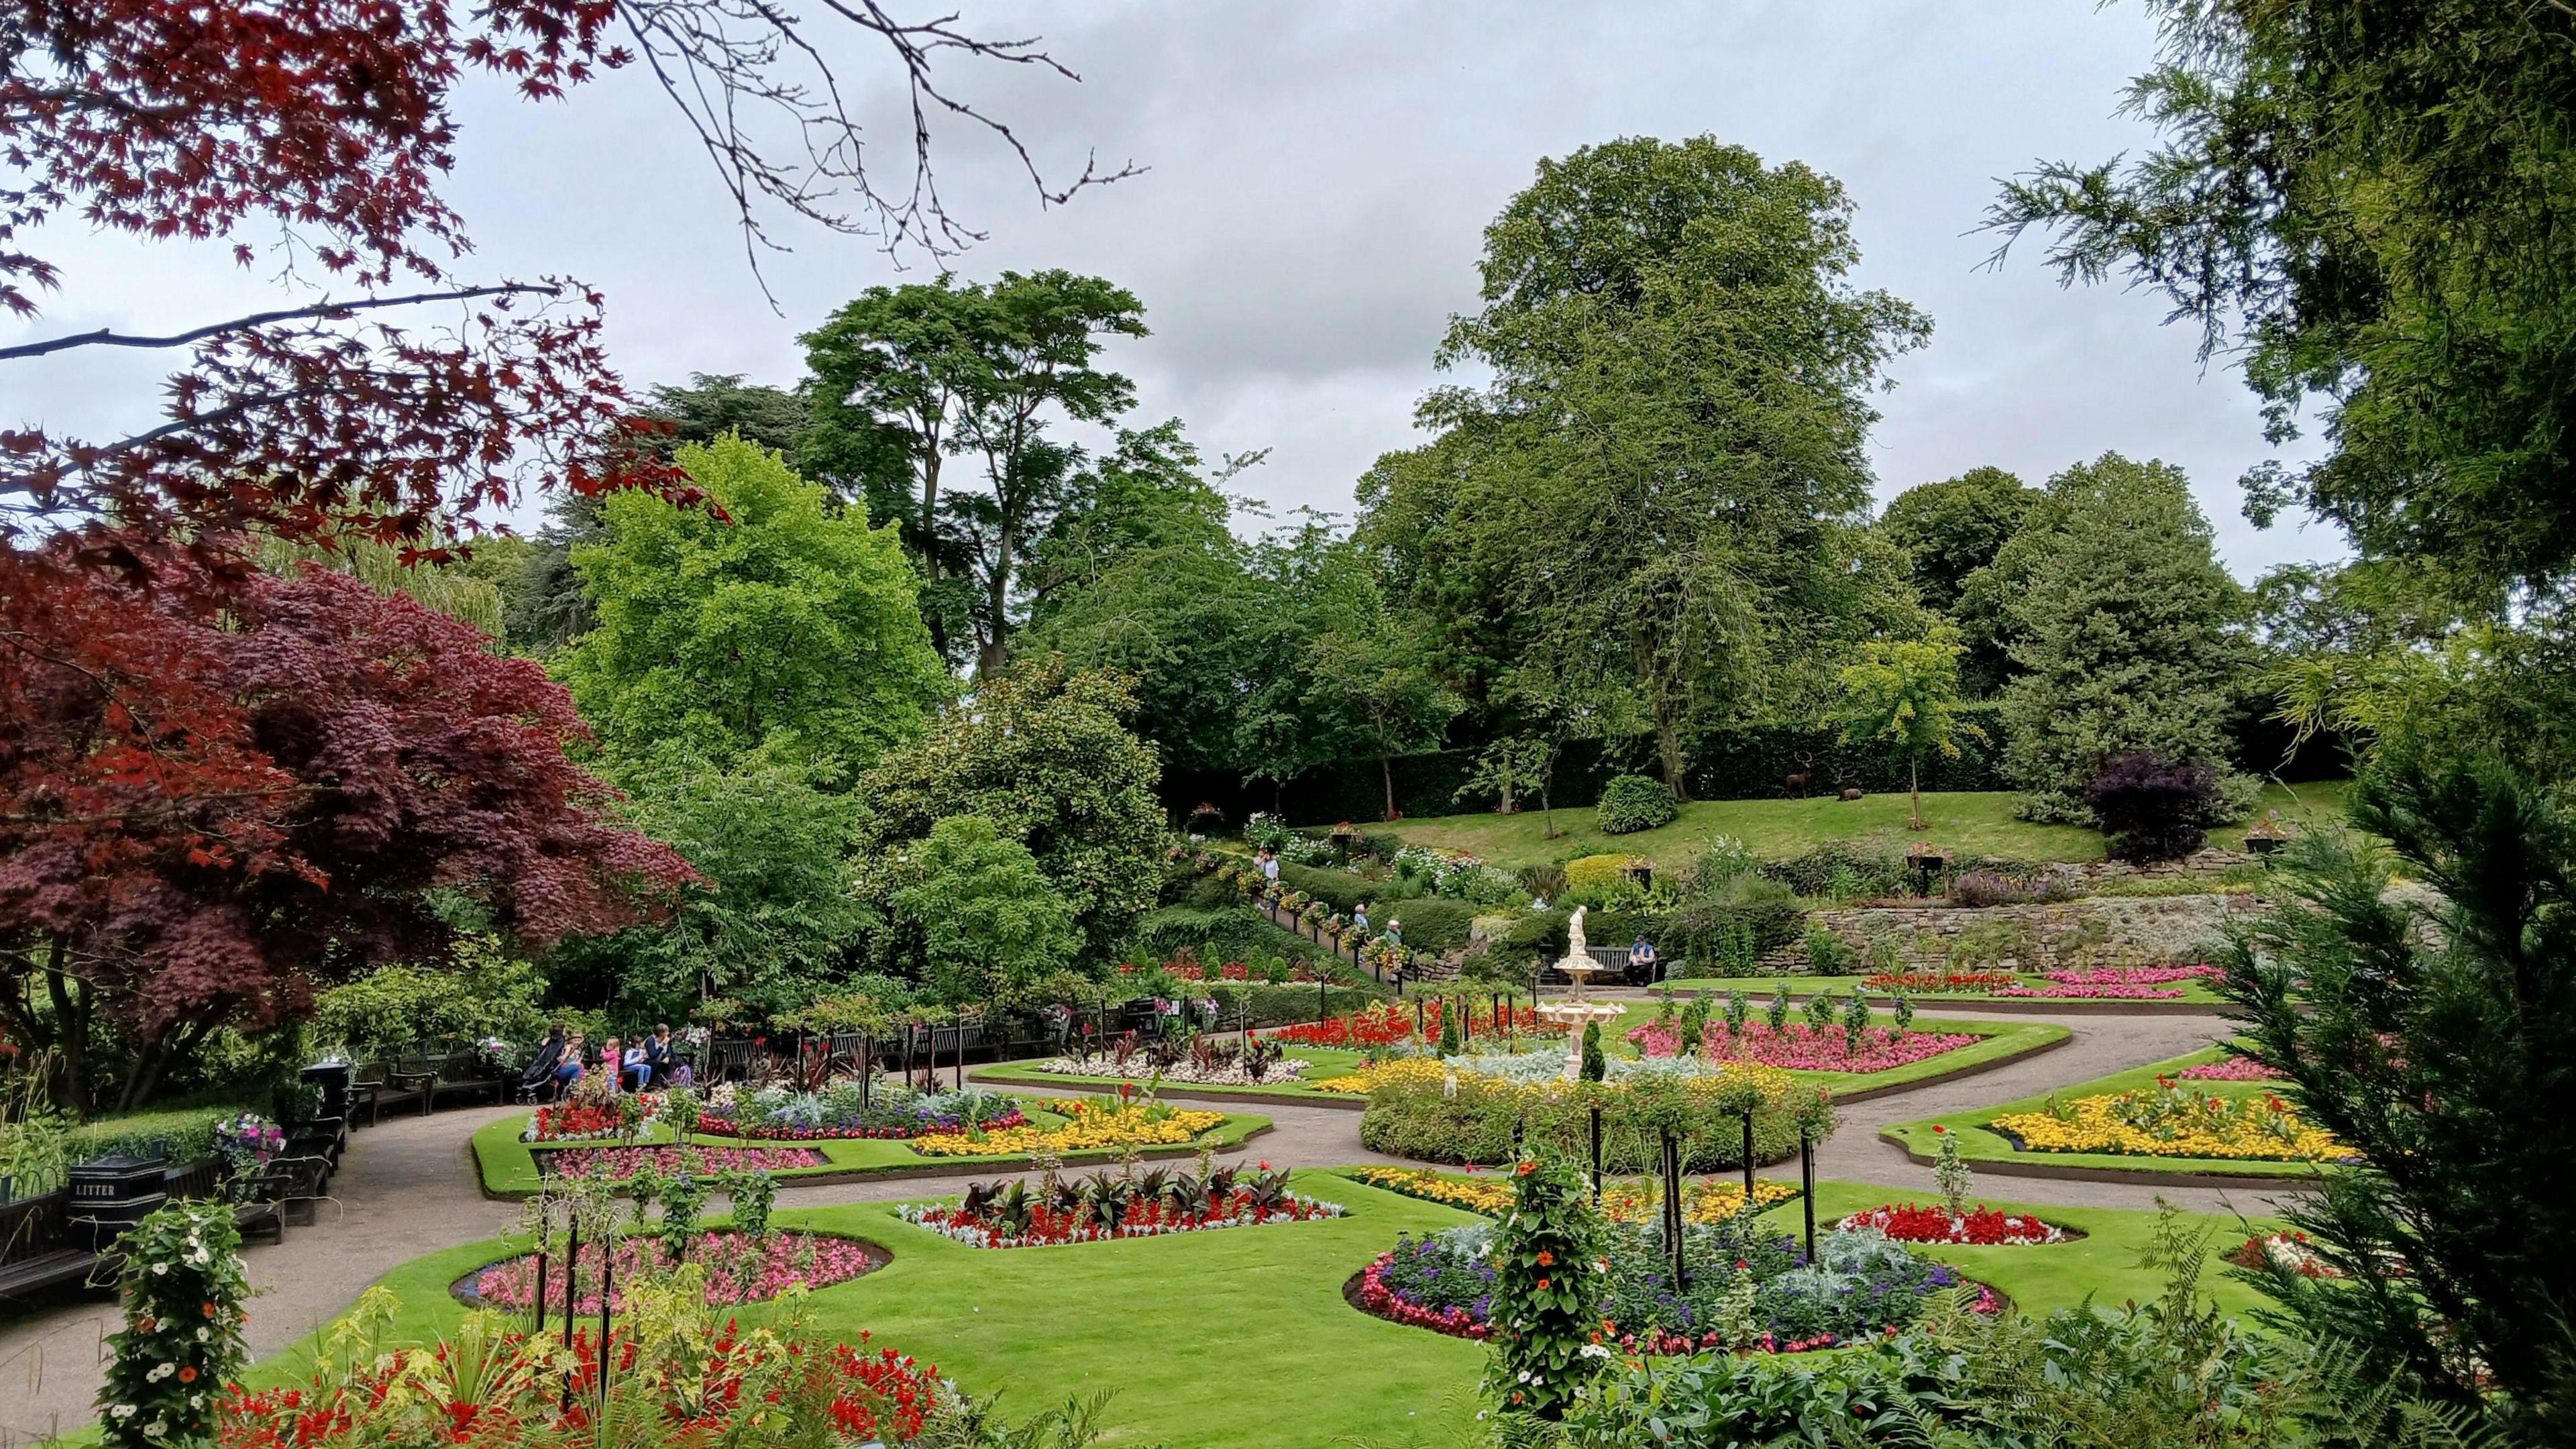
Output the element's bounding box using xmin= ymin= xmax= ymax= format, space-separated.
xmin=147 ymin=1362 xmax=174 ymax=1382
xmin=150 ymin=1263 xmax=168 ymax=1276
xmin=145 ymin=1419 xmax=168 ymax=1437
xmin=195 ymin=1327 xmax=209 ymax=1342
xmin=111 ymin=1405 xmax=138 ymax=1419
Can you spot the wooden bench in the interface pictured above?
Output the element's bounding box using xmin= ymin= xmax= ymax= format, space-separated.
xmin=386 ymin=1051 xmax=439 ymax=1117
xmin=232 ymin=1155 xmax=331 ymax=1244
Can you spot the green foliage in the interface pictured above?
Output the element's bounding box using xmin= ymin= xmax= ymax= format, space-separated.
xmin=1996 ymin=453 xmax=2259 ymax=824
xmin=1578 ymin=1023 xmax=1605 ymax=1083
xmin=100 ymin=1201 xmax=248 ymax=1449
xmin=858 ymin=659 xmax=1164 ymax=962
xmin=1762 ymin=835 xmax=1912 ymax=899
xmin=1841 ymin=988 xmax=1870 ymax=1054
xmin=1594 ymin=774 xmax=1678 ymax=835
xmin=311 ymin=937 xmax=548 ymax=1052
xmin=1382 ymin=900 xmax=1479 ymax=956
xmin=1766 ymin=985 xmax=1792 ymax=1032
xmin=1880 ymin=466 xmax=2039 ymax=650
xmin=1358 ymin=1069 xmax=1825 ymax=1174
xmin=559 ymin=434 xmax=949 ymax=769
xmin=1839 ymin=626 xmax=1986 ymax=828
xmin=885 ymin=816 xmax=1083 ymax=1008
xmin=1662 ymin=873 xmax=1801 ymax=969
xmin=2220 ymin=755 xmax=2576 ymax=1435
xmin=557 ymin=745 xmax=867 ymax=1024
xmin=66 ymin=1107 xmax=235 ymax=1166
xmin=718 ymin=1166 xmax=777 ymax=1238
xmin=1560 ymin=855 xmax=1639 ymax=907
xmin=1485 ymin=1154 xmax=1609 ymax=1421
xmin=1440 ymin=1002 xmax=1463 ymax=1057
xmin=1723 ymin=989 xmax=1748 ymax=1038
xmin=1932 ymin=1126 xmax=1974 ymax=1218
xmin=1803 ymin=926 xmax=1856 ymax=975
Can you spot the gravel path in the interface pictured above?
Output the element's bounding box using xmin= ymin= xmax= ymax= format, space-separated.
xmin=0 ymin=1002 xmax=2300 ymax=1445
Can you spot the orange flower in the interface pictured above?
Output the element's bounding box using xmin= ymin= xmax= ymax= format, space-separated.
xmin=1515 ymin=1161 xmax=1535 ymax=1176
xmin=1536 ymin=1277 xmax=1550 ymax=1290
xmin=1536 ymin=1250 xmax=1554 ymax=1267
xmin=178 ymin=1367 xmax=197 ymax=1383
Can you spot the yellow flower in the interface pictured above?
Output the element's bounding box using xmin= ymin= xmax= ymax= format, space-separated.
xmin=1990 ymin=1089 xmax=2351 ymax=1163
xmin=1599 ymin=1178 xmax=1801 ymax=1226
xmin=910 ymin=1103 xmax=1226 ymax=1158
xmin=1348 ymin=1166 xmax=1516 ymax=1214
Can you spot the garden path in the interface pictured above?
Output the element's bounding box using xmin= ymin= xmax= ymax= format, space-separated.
xmin=0 ymin=1004 xmax=2289 ymax=1446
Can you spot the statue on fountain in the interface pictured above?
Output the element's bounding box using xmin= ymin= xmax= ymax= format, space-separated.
xmin=1564 ymin=904 xmax=1587 ymax=963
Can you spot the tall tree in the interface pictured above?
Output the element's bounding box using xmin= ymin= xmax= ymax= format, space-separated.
xmin=801 ymin=272 xmax=1150 ymax=674
xmin=1392 ymin=137 xmax=1931 ymax=798
xmin=1880 ymin=466 xmax=2038 ymax=694
xmin=0 ymin=553 xmax=690 ymax=1113
xmin=1305 ymin=599 xmax=1463 ymax=823
xmin=1988 ymin=1 xmax=2576 ymax=608
xmin=1999 ymin=454 xmax=2257 ymax=822
xmin=559 ymin=435 xmax=949 ymax=769
xmin=1839 ymin=627 xmax=1983 ymax=830
xmin=883 ymin=815 xmax=1082 ymax=1008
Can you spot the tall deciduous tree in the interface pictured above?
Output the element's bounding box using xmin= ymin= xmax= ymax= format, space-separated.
xmin=1839 ymin=627 xmax=1983 ymax=830
xmin=1880 ymin=466 xmax=2038 ymax=695
xmin=1999 ymin=453 xmax=2256 ymax=823
xmin=559 ymin=435 xmax=949 ymax=770
xmin=1385 ymin=137 xmax=1931 ymax=798
xmin=801 ymin=272 xmax=1150 ymax=674
xmin=0 ymin=553 xmax=690 ymax=1113
xmin=856 ymin=660 xmax=1162 ymax=962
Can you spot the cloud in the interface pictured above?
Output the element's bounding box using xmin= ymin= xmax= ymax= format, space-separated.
xmin=5 ymin=0 xmax=2341 ymax=576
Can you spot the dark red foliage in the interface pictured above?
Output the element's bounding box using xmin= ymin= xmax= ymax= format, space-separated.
xmin=2085 ymin=749 xmax=2222 ymax=863
xmin=0 ymin=543 xmax=691 ymax=1105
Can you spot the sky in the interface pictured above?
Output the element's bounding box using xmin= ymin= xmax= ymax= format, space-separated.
xmin=9 ymin=0 xmax=2348 ymax=580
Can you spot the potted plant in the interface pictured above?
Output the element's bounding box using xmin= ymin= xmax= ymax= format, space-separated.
xmin=2246 ymin=810 xmax=2292 ymax=856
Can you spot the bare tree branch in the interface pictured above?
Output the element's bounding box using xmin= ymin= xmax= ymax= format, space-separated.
xmin=0 ymin=284 xmax=557 ymax=362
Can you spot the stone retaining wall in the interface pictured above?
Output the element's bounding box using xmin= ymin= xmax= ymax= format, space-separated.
xmin=1776 ymin=892 xmax=2268 ymax=973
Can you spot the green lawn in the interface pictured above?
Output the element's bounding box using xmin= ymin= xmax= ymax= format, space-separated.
xmin=1652 ymin=973 xmax=2232 ymax=1006
xmin=1384 ymin=781 xmax=2353 ymax=871
xmin=235 ymin=1172 xmax=2288 ymax=1449
xmin=469 ymin=1103 xmax=1271 ymax=1197
xmin=1882 ymin=1048 xmax=2341 ymax=1181
xmin=975 ymin=1044 xmax=1375 ymax=1102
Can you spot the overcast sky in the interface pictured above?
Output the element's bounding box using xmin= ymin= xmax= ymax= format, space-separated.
xmin=11 ymin=0 xmax=2348 ymax=580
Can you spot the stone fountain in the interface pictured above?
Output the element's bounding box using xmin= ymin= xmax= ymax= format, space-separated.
xmin=1534 ymin=906 xmax=1627 ymax=1079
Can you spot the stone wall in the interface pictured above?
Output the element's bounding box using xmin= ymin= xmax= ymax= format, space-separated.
xmin=1777 ymin=892 xmax=2268 ymax=973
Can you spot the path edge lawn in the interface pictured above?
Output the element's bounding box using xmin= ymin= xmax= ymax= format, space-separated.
xmin=1880 ymin=1046 xmax=2344 ymax=1185
xmin=1828 ymin=1020 xmax=2072 ymax=1104
xmin=471 ymin=1111 xmax=1273 ymax=1199
xmin=971 ymin=1063 xmax=1368 ymax=1111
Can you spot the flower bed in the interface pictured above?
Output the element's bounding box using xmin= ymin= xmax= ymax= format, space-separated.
xmin=543 ymin=1144 xmax=828 ymax=1179
xmin=1990 ymin=1080 xmax=2353 ymax=1163
xmin=1835 ymin=1203 xmax=2067 ymax=1245
xmin=465 ymin=1230 xmax=881 ymax=1312
xmin=525 ymin=1095 xmax=662 ymax=1142
xmin=908 ymin=1098 xmax=1224 ymax=1158
xmin=1992 ymin=964 xmax=2222 ymax=1000
xmin=1034 ymin=1053 xmax=1311 ymax=1087
xmin=699 ymin=1082 xmax=1023 ymax=1140
xmin=2180 ymin=1055 xmax=2283 ymax=1081
xmin=1601 ymin=1177 xmax=1801 ymax=1226
xmin=221 ymin=1322 xmax=949 ymax=1447
xmin=1860 ymin=971 xmax=2021 ymax=994
xmin=2227 ymin=1231 xmax=2343 ymax=1278
xmin=1357 ymin=1218 xmax=1995 ymax=1354
xmin=898 ymin=1165 xmax=1342 ymax=1248
xmin=1628 ymin=1020 xmax=1979 ymax=1075
xmin=1267 ymin=1000 xmax=1562 ymax=1051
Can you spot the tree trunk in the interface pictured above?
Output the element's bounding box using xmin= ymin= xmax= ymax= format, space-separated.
xmin=977 ymin=519 xmax=1016 ymax=678
xmin=1499 ymin=777 xmax=1517 ymax=814
xmin=1381 ymin=750 xmax=1397 ymax=822
xmin=41 ymin=943 xmax=91 ymax=1118
xmin=1909 ymin=759 xmax=1925 ymax=832
xmin=1651 ymin=698 xmax=1691 ymax=803
xmin=1540 ymin=759 xmax=1560 ymax=839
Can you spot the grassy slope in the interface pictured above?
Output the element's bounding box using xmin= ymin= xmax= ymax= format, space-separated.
xmin=1385 ymin=781 xmax=2353 ymax=871
xmin=1652 ymin=973 xmax=2231 ymax=1006
xmin=469 ymin=1105 xmax=1271 ymax=1197
xmin=237 ymin=1174 xmax=2284 ymax=1449
xmin=1882 ymin=1048 xmax=2340 ymax=1180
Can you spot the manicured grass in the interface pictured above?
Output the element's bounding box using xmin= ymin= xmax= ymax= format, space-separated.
xmin=1598 ymin=1000 xmax=2070 ymax=1095
xmin=238 ymin=1172 xmax=2289 ymax=1449
xmin=975 ymin=1044 xmax=1375 ymax=1102
xmin=468 ymin=1103 xmax=1271 ymax=1197
xmin=1652 ymin=973 xmax=2232 ymax=1006
xmin=1882 ymin=1048 xmax=2341 ymax=1180
xmin=1384 ymin=781 xmax=2352 ymax=871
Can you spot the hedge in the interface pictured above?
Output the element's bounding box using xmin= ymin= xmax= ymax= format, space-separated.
xmin=1203 ymin=982 xmax=1385 ymax=1027
xmin=1274 ymin=860 xmax=1374 ymax=914
xmin=1381 ymin=899 xmax=1480 ymax=955
xmin=1135 ymin=903 xmax=1332 ymax=965
xmin=66 ymin=1106 xmax=238 ymax=1165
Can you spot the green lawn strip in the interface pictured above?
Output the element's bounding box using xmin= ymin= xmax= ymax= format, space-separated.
xmin=469 ymin=1106 xmax=1271 ymax=1197
xmin=1382 ymin=782 xmax=2349 ymax=871
xmin=971 ymin=1044 xmax=1374 ymax=1102
xmin=1653 ymin=973 xmax=2232 ymax=1006
xmin=1880 ymin=1047 xmax=2340 ymax=1180
xmin=1594 ymin=1000 xmax=2068 ymax=1095
xmin=229 ymin=1172 xmax=2292 ymax=1449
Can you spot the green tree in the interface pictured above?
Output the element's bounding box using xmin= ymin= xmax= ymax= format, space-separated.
xmin=857 ymin=659 xmax=1162 ymax=961
xmin=642 ymin=372 xmax=813 ymax=461
xmin=551 ymin=745 xmax=867 ymax=1022
xmin=1305 ymin=601 xmax=1462 ymax=823
xmin=558 ymin=435 xmax=948 ymax=769
xmin=1839 ymin=626 xmax=1984 ymax=830
xmin=885 ymin=815 xmax=1081 ymax=1007
xmin=2220 ymin=755 xmax=2576 ymax=1438
xmin=801 ymin=270 xmax=1150 ymax=674
xmin=1389 ymin=137 xmax=1931 ymax=798
xmin=1998 ymin=453 xmax=2257 ymax=822
xmin=1880 ymin=466 xmax=2037 ymax=694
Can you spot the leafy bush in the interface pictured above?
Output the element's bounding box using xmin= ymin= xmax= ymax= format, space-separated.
xmin=2086 ymin=749 xmax=2223 ymax=862
xmin=1596 ymin=774 xmax=1679 ymax=834
xmin=1516 ymin=862 xmax=1569 ymax=904
xmin=67 ymin=1107 xmax=237 ymax=1165
xmin=1275 ymin=860 xmax=1373 ymax=913
xmin=1761 ymin=837 xmax=1911 ymax=899
xmin=1562 ymin=853 xmax=1644 ymax=906
xmin=1948 ymin=867 xmax=2081 ymax=908
xmin=1486 ymin=1154 xmax=1608 ymax=1419
xmin=1803 ymin=926 xmax=1858 ymax=975
xmin=1383 ymin=899 xmax=1480 ymax=955
xmin=1134 ymin=904 xmax=1332 ymax=965
xmin=310 ymin=937 xmax=549 ymax=1051
xmin=1662 ymin=875 xmax=1803 ymax=967
xmin=1205 ymin=983 xmax=1383 ymax=1028
xmin=1358 ymin=1065 xmax=1824 ymax=1173
xmin=1502 ymin=910 xmax=1570 ymax=961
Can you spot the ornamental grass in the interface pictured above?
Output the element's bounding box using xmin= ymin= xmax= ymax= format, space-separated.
xmin=1990 ymin=1080 xmax=2353 ymax=1162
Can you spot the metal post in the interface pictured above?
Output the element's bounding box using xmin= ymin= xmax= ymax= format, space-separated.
xmin=953 ymin=1024 xmax=963 ymax=1091
xmin=532 ymin=1210 xmax=549 ymax=1334
xmin=1741 ymin=1111 xmax=1756 ymax=1205
xmin=860 ymin=1034 xmax=871 ymax=1110
xmin=1415 ymin=999 xmax=1426 ymax=1041
xmin=1588 ymin=1104 xmax=1603 ymax=1202
xmin=1800 ymin=1132 xmax=1817 ymax=1263
xmin=596 ymin=1241 xmax=614 ymax=1401
xmin=558 ymin=1216 xmax=580 ymax=1413
xmin=1319 ymin=973 xmax=1328 ymax=1025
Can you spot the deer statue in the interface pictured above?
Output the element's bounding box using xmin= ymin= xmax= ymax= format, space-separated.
xmin=1784 ymin=753 xmax=1815 ymax=798
xmin=1831 ymin=770 xmax=1864 ymax=802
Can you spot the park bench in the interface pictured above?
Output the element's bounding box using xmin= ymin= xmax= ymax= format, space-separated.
xmin=385 ymin=1046 xmax=440 ymax=1117
xmin=231 ymin=1154 xmax=331 ymax=1245
xmin=0 ymin=1190 xmax=100 ymax=1301
xmin=431 ymin=1046 xmax=510 ymax=1108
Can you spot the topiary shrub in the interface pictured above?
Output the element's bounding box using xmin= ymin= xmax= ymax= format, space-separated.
xmin=2085 ymin=749 xmax=2223 ymax=862
xmin=1579 ymin=1023 xmax=1606 ymax=1081
xmin=1595 ymin=774 xmax=1679 ymax=835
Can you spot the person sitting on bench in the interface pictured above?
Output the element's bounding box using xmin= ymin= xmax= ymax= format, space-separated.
xmin=520 ymin=1025 xmax=568 ymax=1100
xmin=550 ymin=1032 xmax=587 ymax=1097
xmin=641 ymin=1025 xmax=678 ymax=1089
xmin=621 ymin=1037 xmax=653 ymax=1092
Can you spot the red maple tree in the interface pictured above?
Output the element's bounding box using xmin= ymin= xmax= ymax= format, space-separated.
xmin=0 ymin=552 xmax=694 ymax=1111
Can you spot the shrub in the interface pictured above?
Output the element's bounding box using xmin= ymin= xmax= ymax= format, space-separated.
xmin=1663 ymin=874 xmax=1803 ymax=967
xmin=1596 ymin=774 xmax=1678 ymax=835
xmin=103 ymin=1203 xmax=246 ymax=1449
xmin=1275 ymin=860 xmax=1372 ymax=913
xmin=1580 ymin=1024 xmax=1605 ymax=1081
xmin=1357 ymin=1064 xmax=1825 ymax=1173
xmin=1802 ymin=926 xmax=1857 ymax=975
xmin=1948 ymin=867 xmax=2082 ymax=908
xmin=1501 ymin=909 xmax=1570 ymax=961
xmin=1562 ymin=853 xmax=1642 ymax=906
xmin=1516 ymin=862 xmax=1570 ymax=904
xmin=2086 ymin=749 xmax=2223 ymax=863
xmin=68 ymin=1107 xmax=235 ymax=1165
xmin=1383 ymin=899 xmax=1481 ymax=955
xmin=1134 ymin=904 xmax=1333 ymax=966
xmin=1761 ymin=837 xmax=1911 ymax=898
xmin=310 ymin=936 xmax=549 ymax=1051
